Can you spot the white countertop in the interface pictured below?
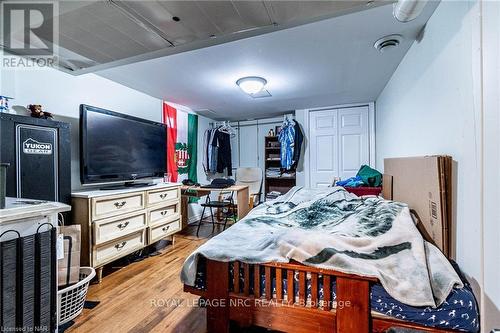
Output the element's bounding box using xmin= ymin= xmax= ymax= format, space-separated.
xmin=71 ymin=182 xmax=182 ymax=199
xmin=0 ymin=197 xmax=71 ymax=224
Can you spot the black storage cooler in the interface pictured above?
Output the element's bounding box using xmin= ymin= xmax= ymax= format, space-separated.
xmin=0 ymin=114 xmax=71 ymax=219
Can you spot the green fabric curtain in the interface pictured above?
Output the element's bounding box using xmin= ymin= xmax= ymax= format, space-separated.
xmin=187 ymin=114 xmax=198 ymax=203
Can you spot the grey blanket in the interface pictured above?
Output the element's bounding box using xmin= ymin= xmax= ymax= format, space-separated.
xmin=181 ymin=187 xmax=462 ymax=307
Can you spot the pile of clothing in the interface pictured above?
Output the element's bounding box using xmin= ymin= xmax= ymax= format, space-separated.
xmin=336 ymin=165 xmax=383 ymax=187
xmin=265 ymin=191 xmax=282 ymax=200
xmin=202 ymin=127 xmax=233 ymax=176
xmin=278 ymin=118 xmax=303 ymax=170
xmin=266 ymin=167 xmax=281 ymax=178
xmin=335 ymin=176 xmax=364 ymax=187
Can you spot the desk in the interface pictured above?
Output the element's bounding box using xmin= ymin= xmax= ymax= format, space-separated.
xmin=180 ymin=185 xmax=250 ymax=228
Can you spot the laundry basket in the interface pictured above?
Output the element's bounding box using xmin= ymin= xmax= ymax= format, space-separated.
xmin=57 ymin=267 xmax=95 ymax=325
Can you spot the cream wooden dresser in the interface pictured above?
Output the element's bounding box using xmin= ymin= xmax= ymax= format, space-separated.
xmin=71 ymin=183 xmax=181 ymax=282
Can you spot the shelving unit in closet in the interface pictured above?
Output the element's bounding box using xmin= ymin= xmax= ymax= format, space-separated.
xmin=264 ymin=136 xmax=296 ymax=200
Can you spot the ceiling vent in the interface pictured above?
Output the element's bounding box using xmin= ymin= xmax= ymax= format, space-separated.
xmin=374 ymin=35 xmax=402 ymax=53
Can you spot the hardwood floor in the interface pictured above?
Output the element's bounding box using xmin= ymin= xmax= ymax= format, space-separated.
xmin=68 ymin=224 xmax=216 ymax=333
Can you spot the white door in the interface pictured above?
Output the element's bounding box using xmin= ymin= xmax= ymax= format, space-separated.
xmin=239 ymin=124 xmax=259 ymax=167
xmin=309 ymin=106 xmax=369 ymax=187
xmin=338 ymin=106 xmax=369 ymax=179
xmin=230 ymin=123 xmax=239 ymax=174
xmin=309 ymin=109 xmax=338 ymax=188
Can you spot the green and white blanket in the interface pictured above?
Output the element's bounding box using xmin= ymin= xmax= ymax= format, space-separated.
xmin=181 ymin=187 xmax=462 ymax=307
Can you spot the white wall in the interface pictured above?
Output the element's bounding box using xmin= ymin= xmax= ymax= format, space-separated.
xmin=1 ymin=64 xmax=213 ymax=222
xmin=1 ymin=62 xmax=163 ymax=191
xmin=478 ymin=1 xmax=500 ymax=330
xmin=1 ymin=62 xmax=213 ymax=186
xmin=375 ymin=0 xmax=499 ymax=329
xmin=1 ymin=67 xmax=162 ymax=122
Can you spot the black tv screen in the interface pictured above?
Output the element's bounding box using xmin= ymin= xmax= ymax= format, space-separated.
xmin=80 ymin=104 xmax=167 ymax=184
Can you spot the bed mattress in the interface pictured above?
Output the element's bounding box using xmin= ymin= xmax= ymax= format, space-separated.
xmin=193 ymin=260 xmax=479 ymax=332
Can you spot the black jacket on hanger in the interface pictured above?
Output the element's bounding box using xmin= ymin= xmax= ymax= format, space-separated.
xmin=292 ymin=120 xmax=304 ymax=167
xmin=214 ymin=130 xmax=232 ymax=176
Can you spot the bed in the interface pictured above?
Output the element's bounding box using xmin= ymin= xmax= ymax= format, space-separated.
xmin=181 ymin=187 xmax=479 ymax=333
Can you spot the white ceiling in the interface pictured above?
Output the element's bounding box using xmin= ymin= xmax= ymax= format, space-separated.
xmin=97 ymin=2 xmax=438 ymax=120
xmin=45 ymin=0 xmax=382 ymax=72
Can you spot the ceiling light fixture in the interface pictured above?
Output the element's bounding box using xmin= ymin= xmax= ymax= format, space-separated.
xmin=236 ymin=76 xmax=267 ymax=95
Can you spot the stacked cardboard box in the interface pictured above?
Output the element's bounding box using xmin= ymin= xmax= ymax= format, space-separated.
xmin=384 ymin=156 xmax=453 ymax=257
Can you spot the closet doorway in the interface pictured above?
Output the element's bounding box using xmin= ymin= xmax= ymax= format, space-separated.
xmin=233 ymin=118 xmax=283 ymax=201
xmin=309 ymin=106 xmax=370 ymax=187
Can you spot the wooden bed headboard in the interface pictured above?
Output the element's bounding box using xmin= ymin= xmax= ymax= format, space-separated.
xmin=382 ymin=156 xmax=453 ymax=258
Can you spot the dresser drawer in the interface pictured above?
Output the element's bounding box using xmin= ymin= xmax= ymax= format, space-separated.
xmin=147 ymin=187 xmax=178 ymax=206
xmin=92 ymin=193 xmax=144 ymax=220
xmin=149 ymin=219 xmax=180 ymax=243
xmin=149 ymin=203 xmax=179 ymax=226
xmin=94 ymin=230 xmax=145 ymax=267
xmin=93 ymin=213 xmax=146 ymax=245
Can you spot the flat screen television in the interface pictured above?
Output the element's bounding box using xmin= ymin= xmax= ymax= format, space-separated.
xmin=80 ymin=104 xmax=167 ymax=187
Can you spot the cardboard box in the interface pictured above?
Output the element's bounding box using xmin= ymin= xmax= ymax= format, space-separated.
xmin=381 ymin=174 xmax=393 ymax=200
xmin=58 ymin=225 xmax=81 ymax=286
xmin=384 ymin=156 xmax=452 ymax=256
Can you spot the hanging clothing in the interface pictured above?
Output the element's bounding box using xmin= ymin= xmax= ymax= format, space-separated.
xmin=203 ymin=127 xmax=232 ymax=176
xmin=215 ymin=130 xmax=232 ymax=176
xmin=292 ymin=119 xmax=304 ymax=167
xmin=278 ymin=122 xmax=295 ymax=170
xmin=209 ymin=129 xmax=218 ymax=173
xmin=202 ymin=129 xmax=211 ymax=173
xmin=203 ymin=128 xmax=212 ymax=173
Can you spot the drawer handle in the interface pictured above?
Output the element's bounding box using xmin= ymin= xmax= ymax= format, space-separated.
xmin=162 ymin=225 xmax=170 ymax=232
xmin=160 ymin=210 xmax=170 ymax=216
xmin=159 ymin=193 xmax=168 ymax=199
xmin=114 ymin=201 xmax=127 ymax=209
xmin=115 ymin=241 xmax=127 ymax=250
xmin=117 ymin=221 xmax=129 ymax=230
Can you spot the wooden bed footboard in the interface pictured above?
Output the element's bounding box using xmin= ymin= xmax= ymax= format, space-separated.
xmin=183 ymin=259 xmax=457 ymax=333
